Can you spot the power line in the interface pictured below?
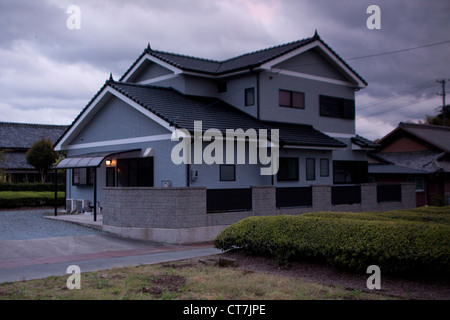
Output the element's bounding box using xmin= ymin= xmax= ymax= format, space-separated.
xmin=357 ymin=81 xmax=436 ymax=111
xmin=357 ymin=91 xmax=437 ymax=120
xmin=277 ymin=39 xmax=450 ymax=69
xmin=346 ymin=39 xmax=450 ymax=61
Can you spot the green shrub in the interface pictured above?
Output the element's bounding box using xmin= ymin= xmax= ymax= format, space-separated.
xmin=0 ymin=182 xmax=65 ymax=192
xmin=0 ymin=191 xmax=65 ymax=208
xmin=302 ymin=207 xmax=450 ymax=226
xmin=214 ymin=208 xmax=450 ymax=276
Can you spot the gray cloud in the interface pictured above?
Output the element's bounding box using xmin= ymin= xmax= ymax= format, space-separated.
xmin=0 ymin=0 xmax=449 ymax=140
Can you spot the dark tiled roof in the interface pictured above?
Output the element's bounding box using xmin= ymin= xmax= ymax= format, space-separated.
xmin=109 ymin=81 xmax=346 ymax=149
xmin=121 ymin=33 xmax=367 ymax=86
xmin=261 ymin=121 xmax=346 ymax=148
xmin=0 ymin=122 xmax=68 ymax=150
xmin=368 ymin=163 xmax=428 ymax=175
xmin=352 ymin=135 xmax=379 ymax=149
xmin=375 ymin=151 xmax=445 ymax=173
xmin=0 ymin=151 xmax=35 ymax=170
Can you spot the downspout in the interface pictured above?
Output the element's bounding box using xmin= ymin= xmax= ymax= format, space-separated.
xmin=93 ymin=167 xmax=97 ymax=222
xmin=256 ymin=69 xmax=261 ymax=120
xmin=54 ymin=168 xmax=58 ymax=216
xmin=186 ymin=163 xmax=190 ymax=187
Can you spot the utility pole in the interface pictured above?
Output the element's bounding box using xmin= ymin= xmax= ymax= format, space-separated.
xmin=437 ymin=79 xmax=448 ymax=126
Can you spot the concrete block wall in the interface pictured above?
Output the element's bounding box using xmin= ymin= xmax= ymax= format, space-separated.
xmin=101 ymin=183 xmax=417 ymax=243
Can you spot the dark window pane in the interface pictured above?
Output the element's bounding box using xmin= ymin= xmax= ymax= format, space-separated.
xmin=320 ymin=158 xmax=329 ymax=177
xmin=277 ymin=158 xmax=299 ymax=181
xmin=138 ymin=158 xmax=154 ymax=186
xmin=306 ymin=158 xmax=315 ymax=181
xmin=218 ymin=82 xmax=227 ymax=93
xmin=292 ymin=91 xmax=305 ymax=109
xmin=245 ymin=88 xmax=255 ymax=106
xmin=333 ymin=161 xmax=368 ymax=184
xmin=279 ymin=90 xmax=291 ymax=107
xmin=320 ymin=95 xmax=355 ymax=120
xmin=106 ymin=167 xmax=115 ymax=187
xmin=343 ymin=99 xmax=355 ymax=119
xmin=117 ymin=158 xmax=154 ymax=187
xmin=220 ymin=165 xmax=236 ymax=181
xmin=117 ymin=159 xmax=129 ymax=187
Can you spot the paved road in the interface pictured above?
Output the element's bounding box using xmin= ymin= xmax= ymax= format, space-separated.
xmin=0 ymin=209 xmax=220 ymax=284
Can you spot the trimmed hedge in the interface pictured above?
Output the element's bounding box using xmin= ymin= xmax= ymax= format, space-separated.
xmin=0 ymin=191 xmax=65 ymax=208
xmin=213 ymin=207 xmax=450 ymax=276
xmin=0 ymin=182 xmax=65 ymax=192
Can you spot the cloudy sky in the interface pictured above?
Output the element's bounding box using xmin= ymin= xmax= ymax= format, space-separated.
xmin=0 ymin=0 xmax=449 ymax=140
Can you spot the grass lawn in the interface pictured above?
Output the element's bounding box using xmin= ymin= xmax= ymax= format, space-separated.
xmin=0 ymin=259 xmax=391 ymax=300
xmin=0 ymin=191 xmax=65 ymax=208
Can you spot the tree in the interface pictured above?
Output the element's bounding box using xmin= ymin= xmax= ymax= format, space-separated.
xmin=26 ymin=138 xmax=58 ymax=183
xmin=425 ymin=105 xmax=450 ymax=127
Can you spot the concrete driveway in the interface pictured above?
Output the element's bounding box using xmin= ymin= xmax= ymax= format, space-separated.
xmin=0 ymin=209 xmax=220 ymax=284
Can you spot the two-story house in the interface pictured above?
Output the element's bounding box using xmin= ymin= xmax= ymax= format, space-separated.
xmin=54 ymin=33 xmax=414 ymax=243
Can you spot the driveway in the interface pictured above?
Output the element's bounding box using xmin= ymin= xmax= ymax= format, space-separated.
xmin=0 ymin=209 xmax=219 ymax=284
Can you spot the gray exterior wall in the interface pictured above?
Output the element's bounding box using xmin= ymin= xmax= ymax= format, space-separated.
xmin=275 ymin=149 xmax=333 ymax=186
xmin=217 ymin=73 xmax=258 ymax=118
xmin=274 ymin=48 xmax=352 ymax=82
xmin=131 ymin=61 xmax=173 ymax=83
xmin=68 ymin=95 xmax=169 ymax=146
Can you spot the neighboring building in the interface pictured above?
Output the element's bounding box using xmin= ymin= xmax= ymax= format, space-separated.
xmin=0 ymin=122 xmax=67 ymax=183
xmin=54 ymin=33 xmax=416 ymax=242
xmin=369 ymin=122 xmax=450 ymax=206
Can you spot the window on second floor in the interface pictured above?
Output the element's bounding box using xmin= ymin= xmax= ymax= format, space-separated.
xmin=319 ymin=95 xmax=355 ymax=120
xmin=245 ymin=87 xmax=255 ymax=106
xmin=279 ymin=89 xmax=305 ymax=109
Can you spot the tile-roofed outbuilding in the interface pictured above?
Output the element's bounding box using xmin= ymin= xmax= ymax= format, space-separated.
xmin=0 ymin=122 xmax=68 ymax=150
xmin=397 ymin=122 xmax=450 ymax=153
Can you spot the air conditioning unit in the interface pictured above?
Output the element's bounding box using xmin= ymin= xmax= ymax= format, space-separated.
xmin=66 ymin=199 xmax=75 ymax=213
xmin=75 ymin=199 xmax=90 ymax=213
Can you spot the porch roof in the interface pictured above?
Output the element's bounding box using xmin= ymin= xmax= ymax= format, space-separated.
xmin=55 ymin=149 xmax=140 ymax=169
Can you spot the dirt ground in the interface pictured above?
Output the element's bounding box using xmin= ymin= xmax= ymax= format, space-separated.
xmin=218 ymin=250 xmax=450 ymax=300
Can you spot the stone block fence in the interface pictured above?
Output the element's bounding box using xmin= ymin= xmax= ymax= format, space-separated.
xmin=101 ymin=183 xmax=416 ymax=244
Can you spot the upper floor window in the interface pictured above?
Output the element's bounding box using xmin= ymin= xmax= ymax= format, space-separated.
xmin=319 ymin=95 xmax=355 ymax=120
xmin=279 ymin=89 xmax=305 ymax=109
xmin=245 ymin=87 xmax=255 ymax=106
